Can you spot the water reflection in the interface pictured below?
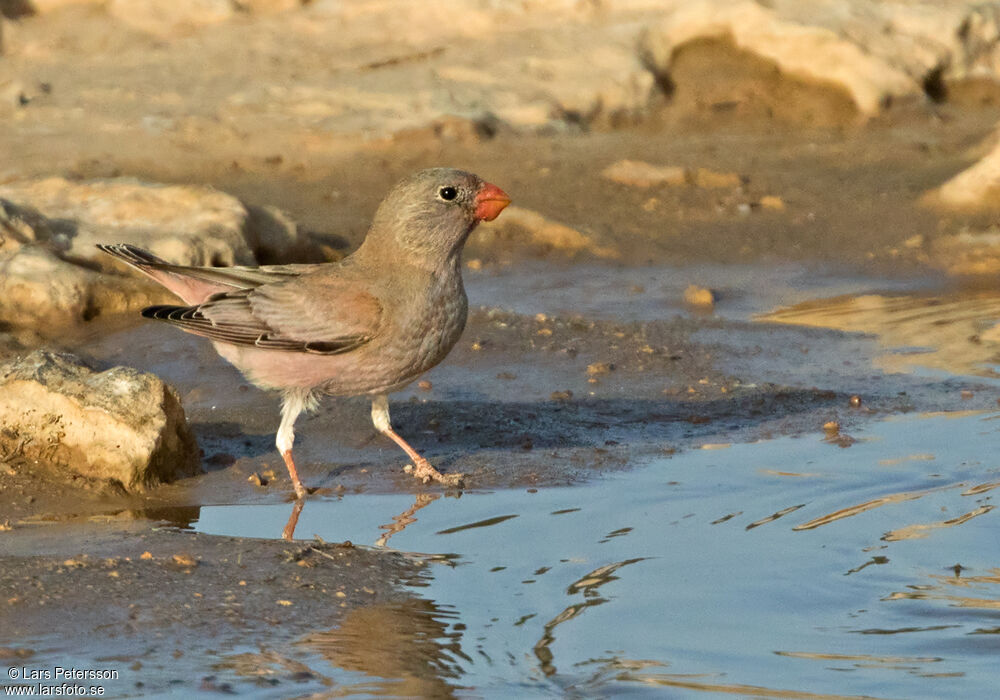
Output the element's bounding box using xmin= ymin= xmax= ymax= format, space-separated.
xmin=302 ymin=598 xmax=470 ymax=698
xmin=533 ymin=558 xmax=645 ymax=678
xmin=761 ymin=290 xmax=1000 ymax=377
xmin=189 ymin=411 xmax=1000 ymax=698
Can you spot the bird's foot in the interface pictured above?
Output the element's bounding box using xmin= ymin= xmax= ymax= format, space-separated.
xmin=405 ymin=458 xmax=464 ymax=487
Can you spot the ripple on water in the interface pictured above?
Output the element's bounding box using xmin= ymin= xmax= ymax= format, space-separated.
xmin=180 ymin=411 xmax=1000 ymax=698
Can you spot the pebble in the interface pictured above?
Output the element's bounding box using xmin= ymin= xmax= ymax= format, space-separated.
xmin=172 ymin=553 xmax=198 ymax=567
xmin=760 ymin=195 xmax=785 ymax=210
xmin=683 ymin=285 xmax=716 ymax=308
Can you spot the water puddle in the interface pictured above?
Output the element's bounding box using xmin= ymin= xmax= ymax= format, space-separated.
xmin=466 ymin=261 xmax=933 ymax=322
xmin=762 ymin=290 xmax=1000 ymax=378
xmin=172 ymin=410 xmax=1000 ymax=697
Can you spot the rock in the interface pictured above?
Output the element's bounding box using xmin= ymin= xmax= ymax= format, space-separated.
xmin=928 ymin=230 xmax=1000 ymax=276
xmin=683 ymin=284 xmax=716 ymax=308
xmin=639 ymin=0 xmax=1000 ymax=120
xmin=759 ymin=195 xmax=785 ymax=211
xmin=0 ymin=351 xmax=200 ymax=491
xmin=0 ymin=177 xmax=319 ymax=268
xmin=692 ymin=168 xmax=740 ymax=189
xmin=0 ymin=246 xmax=144 ymax=327
xmin=474 ymin=206 xmax=620 ymax=260
xmin=232 ymin=0 xmax=302 ymax=14
xmin=0 ymin=177 xmax=323 ymax=328
xmin=13 ymin=0 xmax=104 ymax=12
xmin=602 ymin=160 xmax=687 ymax=187
xmin=107 ymin=0 xmax=235 ymax=37
xmin=923 ymin=138 xmax=1000 ymax=210
xmin=602 ymin=160 xmax=741 ymax=189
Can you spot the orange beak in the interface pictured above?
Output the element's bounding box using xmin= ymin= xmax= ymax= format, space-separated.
xmin=474 ymin=182 xmax=511 ymax=222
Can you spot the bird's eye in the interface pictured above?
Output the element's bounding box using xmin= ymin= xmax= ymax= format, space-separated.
xmin=438 ymin=186 xmax=458 ymax=201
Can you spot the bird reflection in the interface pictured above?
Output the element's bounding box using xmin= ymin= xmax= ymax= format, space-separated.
xmin=377 ymin=493 xmax=441 ymax=547
xmin=282 ymin=498 xmax=305 ymax=541
xmin=301 ymin=597 xmax=471 ymax=698
xmin=280 ymin=493 xmax=442 ymax=544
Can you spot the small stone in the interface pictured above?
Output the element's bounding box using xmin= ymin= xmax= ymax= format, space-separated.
xmin=417 ymin=380 xmax=433 ymax=391
xmin=848 ymin=395 xmax=862 ymax=408
xmin=172 ymin=553 xmax=198 ymax=567
xmin=961 ymin=390 xmax=974 ymax=400
xmin=586 ymin=362 xmax=614 ymax=375
xmin=760 ymin=195 xmax=785 ymax=210
xmin=536 ymin=328 xmax=553 ymax=336
xmin=601 ymin=159 xmax=687 ymax=188
xmin=550 ymin=390 xmax=574 ymax=401
xmin=466 ymin=258 xmax=483 ymax=270
xmin=683 ymin=285 xmax=716 ymax=308
xmin=277 ymin=599 xmax=293 ymax=606
xmin=823 ymin=421 xmax=840 ymax=434
xmin=335 ymin=591 xmax=346 ymax=598
xmin=693 ymin=168 xmax=741 ymax=189
xmin=140 ymin=551 xmax=153 ymax=560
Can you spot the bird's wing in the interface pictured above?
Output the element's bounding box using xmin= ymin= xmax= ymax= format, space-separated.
xmin=143 ymin=273 xmax=383 ymax=355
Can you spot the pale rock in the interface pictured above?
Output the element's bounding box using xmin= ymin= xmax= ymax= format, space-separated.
xmin=929 ymin=230 xmax=1000 ymax=276
xmin=602 ymin=160 xmax=741 ymax=189
xmin=232 ymin=0 xmax=302 ymax=13
xmin=639 ymin=0 xmax=1000 ymax=118
xmin=924 ymin=138 xmax=1000 ymax=209
xmin=683 ymin=284 xmax=716 ymax=308
xmin=21 ymin=0 xmax=105 ymax=12
xmin=475 ymin=206 xmax=620 ymax=260
xmin=107 ymin=0 xmax=235 ymax=37
xmin=0 ymin=177 xmax=321 ymax=328
xmin=759 ymin=195 xmax=786 ymax=211
xmin=0 ymin=177 xmax=318 ymax=269
xmin=0 ymin=246 xmax=157 ymax=328
xmin=0 ymin=351 xmax=200 ymax=491
xmin=602 ymin=160 xmax=688 ymax=187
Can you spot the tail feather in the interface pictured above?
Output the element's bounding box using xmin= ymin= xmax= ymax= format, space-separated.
xmin=98 ymin=243 xmax=237 ymax=305
xmin=96 ymin=243 xmax=171 ymax=269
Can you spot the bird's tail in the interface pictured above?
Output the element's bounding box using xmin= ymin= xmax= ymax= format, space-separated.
xmin=97 ymin=243 xmax=171 ymax=270
xmin=97 ymin=243 xmax=234 ymax=305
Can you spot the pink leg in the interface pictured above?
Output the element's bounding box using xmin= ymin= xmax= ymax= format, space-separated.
xmin=281 ymin=449 xmax=308 ymax=499
xmin=371 ymin=394 xmax=463 ymax=486
xmin=277 ymin=391 xmax=311 ymax=499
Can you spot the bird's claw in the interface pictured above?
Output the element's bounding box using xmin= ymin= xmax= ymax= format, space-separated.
xmin=409 ymin=458 xmax=464 ymax=488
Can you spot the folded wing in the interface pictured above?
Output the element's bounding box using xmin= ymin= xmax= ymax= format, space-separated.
xmin=143 ymin=273 xmax=382 ymax=355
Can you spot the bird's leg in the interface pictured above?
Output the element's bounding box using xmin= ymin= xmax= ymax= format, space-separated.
xmin=277 ymin=390 xmax=311 ymax=498
xmin=371 ymin=394 xmax=463 ymax=486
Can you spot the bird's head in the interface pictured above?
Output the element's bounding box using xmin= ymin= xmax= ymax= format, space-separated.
xmin=364 ymin=168 xmax=510 ymax=265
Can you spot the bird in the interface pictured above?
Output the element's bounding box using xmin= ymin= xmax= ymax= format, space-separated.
xmin=99 ymin=168 xmax=510 ymax=498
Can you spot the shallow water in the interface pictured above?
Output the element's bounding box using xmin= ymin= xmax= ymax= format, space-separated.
xmin=466 ymin=261 xmax=933 ymax=322
xmin=184 ymin=410 xmax=1000 ymax=698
